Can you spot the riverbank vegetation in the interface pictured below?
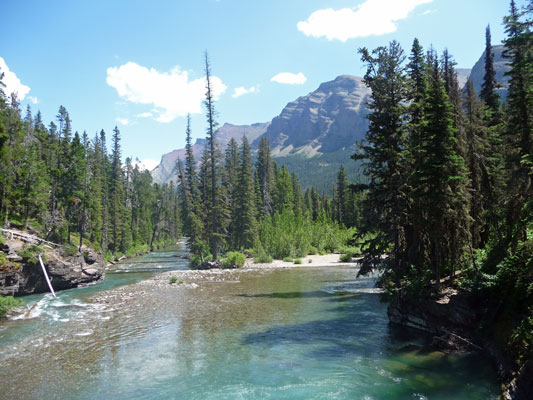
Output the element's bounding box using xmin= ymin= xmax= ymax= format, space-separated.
xmin=354 ymin=0 xmax=531 ymax=381
xmin=177 ymin=54 xmax=358 ymax=267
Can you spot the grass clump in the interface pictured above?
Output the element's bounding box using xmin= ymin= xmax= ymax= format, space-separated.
xmin=0 ymin=296 xmax=23 ymax=317
xmin=294 ymin=258 xmax=302 ymax=264
xmin=221 ymin=251 xmax=246 ymax=269
xmin=283 ymin=257 xmax=294 ymax=263
xmin=169 ymin=276 xmax=183 ymax=284
xmin=308 ymin=259 xmax=312 ymax=263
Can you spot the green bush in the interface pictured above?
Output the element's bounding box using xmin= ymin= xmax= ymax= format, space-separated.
xmin=283 ymin=257 xmax=294 ymax=263
xmin=339 ymin=253 xmax=353 ymax=262
xmin=294 ymin=258 xmax=302 ymax=264
xmin=19 ymin=245 xmax=44 ymax=264
xmin=169 ymin=276 xmax=178 ymax=284
xmin=255 ymin=252 xmax=273 ymax=264
xmin=0 ymin=296 xmax=23 ymax=317
xmin=221 ymin=251 xmax=246 ymax=269
xmin=254 ymin=209 xmax=355 ymax=260
xmin=308 ymin=259 xmax=312 ymax=263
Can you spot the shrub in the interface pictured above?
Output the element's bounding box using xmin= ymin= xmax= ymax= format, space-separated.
xmin=0 ymin=296 xmax=23 ymax=317
xmin=19 ymin=245 xmax=44 ymax=264
xmin=221 ymin=251 xmax=246 ymax=269
xmin=307 ymin=246 xmax=317 ymax=255
xmin=283 ymin=257 xmax=294 ymax=263
xmin=255 ymin=252 xmax=273 ymax=264
xmin=169 ymin=276 xmax=178 ymax=284
xmin=308 ymin=259 xmax=312 ymax=263
xmin=339 ymin=253 xmax=353 ymax=262
xmin=294 ymin=258 xmax=302 ymax=264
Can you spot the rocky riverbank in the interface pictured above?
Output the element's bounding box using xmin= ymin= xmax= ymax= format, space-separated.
xmin=0 ymin=229 xmax=105 ymax=297
xmin=388 ymin=290 xmax=533 ymax=400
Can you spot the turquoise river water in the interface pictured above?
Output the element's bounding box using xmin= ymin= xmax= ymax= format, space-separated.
xmin=0 ymin=244 xmax=500 ymax=399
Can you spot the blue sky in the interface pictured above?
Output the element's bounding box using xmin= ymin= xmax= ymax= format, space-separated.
xmin=1 ymin=0 xmax=522 ymax=169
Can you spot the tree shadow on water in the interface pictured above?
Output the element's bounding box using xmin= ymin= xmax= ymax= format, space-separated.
xmin=241 ymin=290 xmax=391 ymax=360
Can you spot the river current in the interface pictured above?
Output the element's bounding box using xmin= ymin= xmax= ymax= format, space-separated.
xmin=0 ymin=244 xmax=499 ymax=399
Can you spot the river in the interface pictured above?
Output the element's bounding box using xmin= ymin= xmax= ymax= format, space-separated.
xmin=0 ymin=244 xmax=499 ymax=399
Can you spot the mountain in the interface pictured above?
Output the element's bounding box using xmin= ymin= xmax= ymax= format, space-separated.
xmin=151 ymin=46 xmax=510 ymax=190
xmin=151 ymin=122 xmax=269 ymax=185
xmin=259 ymin=75 xmax=371 ymax=157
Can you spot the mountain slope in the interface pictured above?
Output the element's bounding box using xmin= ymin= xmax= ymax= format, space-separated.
xmin=151 ymin=46 xmax=510 ymax=189
xmin=260 ymin=75 xmax=371 ymax=157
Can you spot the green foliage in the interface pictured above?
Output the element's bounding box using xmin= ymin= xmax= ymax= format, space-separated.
xmin=255 ymin=208 xmax=354 ymax=260
xmin=307 ymin=246 xmax=317 ymax=255
xmin=18 ymin=245 xmax=44 ymax=264
xmin=221 ymin=251 xmax=246 ymax=269
xmin=339 ymin=253 xmax=353 ymax=263
xmin=283 ymin=257 xmax=293 ymax=263
xmin=169 ymin=276 xmax=183 ymax=285
xmin=308 ymin=259 xmax=312 ymax=263
xmin=293 ymin=258 xmax=302 ymax=264
xmin=255 ymin=253 xmax=273 ymax=264
xmin=0 ymin=296 xmax=23 ymax=317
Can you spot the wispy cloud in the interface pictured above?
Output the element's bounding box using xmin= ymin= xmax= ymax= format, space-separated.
xmin=116 ymin=117 xmax=131 ymax=126
xmin=106 ymin=62 xmax=227 ymax=123
xmin=271 ymin=72 xmax=307 ymax=85
xmin=232 ymin=86 xmax=259 ymax=98
xmin=0 ymin=57 xmax=31 ymax=100
xmin=29 ymin=96 xmax=39 ymax=104
xmin=297 ymin=0 xmax=433 ymax=42
xmin=136 ymin=112 xmax=154 ymax=118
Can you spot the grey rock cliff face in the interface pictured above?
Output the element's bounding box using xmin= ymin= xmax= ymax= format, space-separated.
xmin=260 ymin=75 xmax=371 ymax=155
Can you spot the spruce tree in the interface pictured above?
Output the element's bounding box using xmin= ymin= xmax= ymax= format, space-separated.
xmin=109 ymin=126 xmax=125 ymax=253
xmin=232 ymin=136 xmax=258 ymax=249
xmin=356 ymin=41 xmax=411 ymax=281
xmin=480 ymin=25 xmax=501 ymax=115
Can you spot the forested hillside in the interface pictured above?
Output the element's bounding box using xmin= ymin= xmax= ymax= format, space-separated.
xmin=0 ymin=95 xmax=180 ymax=258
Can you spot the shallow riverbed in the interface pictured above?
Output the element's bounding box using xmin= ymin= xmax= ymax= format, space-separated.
xmin=0 ymin=246 xmax=499 ymax=399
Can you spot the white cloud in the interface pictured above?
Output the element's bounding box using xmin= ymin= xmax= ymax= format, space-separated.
xmin=271 ymin=72 xmax=307 ymax=85
xmin=297 ymin=0 xmax=433 ymax=42
xmin=29 ymin=96 xmax=39 ymax=104
xmin=116 ymin=117 xmax=131 ymax=126
xmin=136 ymin=112 xmax=153 ymax=118
xmin=0 ymin=57 xmax=31 ymax=100
xmin=133 ymin=159 xmax=159 ymax=171
xmin=232 ymin=86 xmax=259 ymax=98
xmin=106 ymin=62 xmax=227 ymax=123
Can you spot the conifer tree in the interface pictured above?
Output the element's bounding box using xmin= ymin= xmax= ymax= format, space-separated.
xmin=480 ymin=25 xmax=501 ymax=115
xmin=109 ymin=126 xmax=125 ymax=252
xmin=356 ymin=41 xmax=411 ymax=281
xmin=203 ymin=52 xmax=223 ymax=259
xmin=256 ymin=136 xmax=274 ymax=218
xmin=501 ymin=0 xmax=533 ymax=251
xmin=414 ymin=57 xmax=469 ymax=290
xmin=232 ymin=136 xmax=258 ymax=249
